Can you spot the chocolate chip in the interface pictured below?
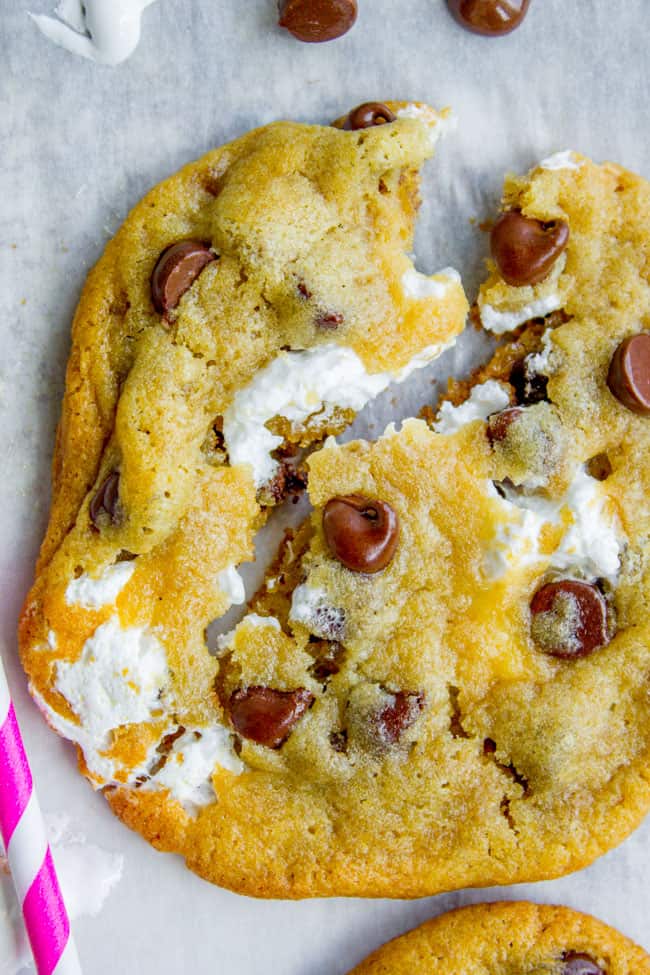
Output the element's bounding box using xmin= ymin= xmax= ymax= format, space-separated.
xmin=487 ymin=406 xmax=523 ymax=444
xmin=562 ymin=954 xmax=605 ymax=975
xmin=147 ymin=726 xmax=187 ymax=778
xmin=258 ymin=462 xmax=308 ymax=507
xmin=323 ymin=495 xmax=399 ymax=573
xmin=510 ymin=356 xmax=549 ymax=405
xmin=308 ymin=640 xmax=344 ymax=681
xmin=490 ymin=210 xmax=569 ymax=287
xmin=201 ymin=416 xmax=229 ymax=466
xmin=150 ymin=240 xmax=216 ymax=315
xmin=330 ymin=730 xmax=348 ymax=752
xmin=607 ymin=333 xmax=650 ymax=415
xmin=447 ymin=0 xmax=530 ymax=36
xmin=586 ymin=453 xmax=612 ymax=482
xmin=311 ymin=657 xmax=340 ymax=680
xmin=228 ymin=686 xmax=314 ymax=748
xmin=375 ymin=691 xmax=425 ymax=745
xmin=296 ymin=280 xmax=344 ymax=329
xmin=89 ymin=471 xmax=120 ymax=529
xmin=297 ymin=281 xmax=313 ymax=300
xmin=278 ymin=0 xmax=357 ymax=42
xmin=343 ymin=102 xmax=396 ymax=131
xmin=316 ymin=311 xmax=344 ymax=330
xmin=530 ymin=580 xmax=611 ymax=658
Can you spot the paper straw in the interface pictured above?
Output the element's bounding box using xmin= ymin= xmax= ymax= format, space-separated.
xmin=0 ymin=657 xmax=82 ymax=975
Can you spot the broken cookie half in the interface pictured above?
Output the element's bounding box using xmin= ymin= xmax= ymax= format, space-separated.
xmin=19 ymin=103 xmax=468 ymax=883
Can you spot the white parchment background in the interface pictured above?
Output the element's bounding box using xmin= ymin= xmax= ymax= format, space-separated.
xmin=2 ymin=1 xmax=650 ymax=971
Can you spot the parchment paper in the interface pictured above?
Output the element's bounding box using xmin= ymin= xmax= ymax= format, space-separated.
xmin=2 ymin=1 xmax=650 ymax=972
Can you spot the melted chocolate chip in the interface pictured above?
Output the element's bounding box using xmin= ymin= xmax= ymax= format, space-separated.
xmin=316 ymin=311 xmax=344 ymax=330
xmin=530 ymin=580 xmax=611 ymax=658
xmin=202 ymin=416 xmax=229 ymax=466
xmin=483 ymin=737 xmax=497 ymax=755
xmin=323 ymin=495 xmax=399 ymax=573
xmin=607 ymin=333 xmax=650 ymax=415
xmin=278 ymin=0 xmax=357 ymax=42
xmin=89 ymin=471 xmax=120 ymax=529
xmin=447 ymin=0 xmax=530 ymax=35
xmin=510 ymin=356 xmax=549 ymax=405
xmin=343 ymin=102 xmax=396 ymax=131
xmin=375 ymin=691 xmax=425 ymax=745
xmin=228 ymin=686 xmax=314 ymax=748
xmin=309 ymin=640 xmax=344 ymax=681
xmin=487 ymin=406 xmax=523 ymax=444
xmin=562 ymin=954 xmax=605 ymax=975
xmin=150 ymin=240 xmax=216 ymax=315
xmin=330 ymin=730 xmax=348 ymax=752
xmin=259 ymin=463 xmax=308 ymax=506
xmin=586 ymin=453 xmax=613 ymax=482
xmin=297 ymin=281 xmax=313 ymax=300
xmin=491 ymin=210 xmax=569 ymax=287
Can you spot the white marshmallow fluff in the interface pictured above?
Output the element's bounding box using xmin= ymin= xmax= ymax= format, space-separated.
xmin=396 ymin=103 xmax=452 ymax=149
xmin=539 ymin=150 xmax=583 ymax=172
xmin=480 ymin=293 xmax=564 ymax=335
xmin=401 ymin=267 xmax=462 ymax=300
xmin=30 ymin=0 xmax=158 ymax=65
xmin=150 ymin=727 xmax=243 ymax=814
xmin=223 ymin=339 xmax=456 ymax=488
xmin=55 ymin=616 xmax=169 ymax=740
xmin=479 ymin=253 xmax=567 ymax=335
xmin=217 ymin=565 xmax=246 ymax=606
xmin=483 ymin=469 xmax=624 ymax=583
xmin=65 ymin=561 xmax=135 ymax=610
xmin=433 ymin=380 xmax=511 ymax=435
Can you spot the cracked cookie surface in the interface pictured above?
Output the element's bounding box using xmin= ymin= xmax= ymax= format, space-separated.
xmin=347 ymin=902 xmax=650 ymax=975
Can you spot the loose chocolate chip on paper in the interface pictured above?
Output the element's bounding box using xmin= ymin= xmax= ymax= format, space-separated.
xmin=490 ymin=210 xmax=569 ymax=287
xmin=228 ymin=686 xmax=314 ymax=748
xmin=447 ymin=0 xmax=530 ymax=36
xmin=89 ymin=471 xmax=121 ymax=529
xmin=278 ymin=0 xmax=357 ymax=43
xmin=530 ymin=580 xmax=611 ymax=659
xmin=323 ymin=495 xmax=399 ymax=573
xmin=150 ymin=240 xmax=216 ymax=315
xmin=607 ymin=333 xmax=650 ymax=415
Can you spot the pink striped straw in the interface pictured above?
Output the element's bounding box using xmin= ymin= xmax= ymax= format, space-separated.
xmin=0 ymin=657 xmax=82 ymax=975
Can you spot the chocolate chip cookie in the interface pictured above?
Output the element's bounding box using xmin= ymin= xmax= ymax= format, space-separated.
xmin=18 ymin=103 xmax=467 ymax=891
xmin=347 ymin=903 xmax=650 ymax=975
